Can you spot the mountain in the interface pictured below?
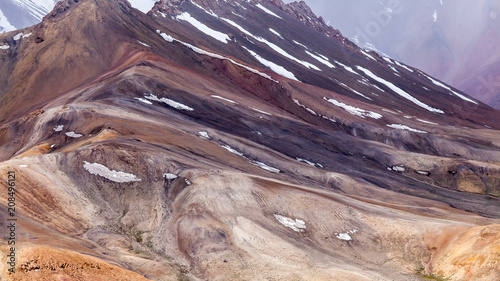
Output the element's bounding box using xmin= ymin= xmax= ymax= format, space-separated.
xmin=311 ymin=0 xmax=500 ymax=109
xmin=0 ymin=0 xmax=500 ymax=280
xmin=0 ymin=0 xmax=59 ymax=33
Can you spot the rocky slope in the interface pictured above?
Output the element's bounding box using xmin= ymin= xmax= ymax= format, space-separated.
xmin=0 ymin=0 xmax=499 ymax=280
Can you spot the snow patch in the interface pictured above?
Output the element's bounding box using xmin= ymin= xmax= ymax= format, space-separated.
xmin=269 ymin=28 xmax=283 ymax=39
xmin=211 ymin=95 xmax=237 ymax=104
xmin=335 ymin=229 xmax=357 ymax=241
xmin=13 ymin=33 xmax=23 ymax=41
xmin=296 ymin=158 xmax=323 ymax=168
xmin=253 ymin=161 xmax=280 ymax=173
xmin=83 ymin=161 xmax=141 ymax=183
xmin=357 ymin=66 xmax=444 ymax=113
xmin=256 ymin=3 xmax=282 ymax=19
xmin=65 ymin=131 xmax=83 ymax=138
xmin=221 ymin=145 xmax=244 ymax=156
xmin=392 ymin=166 xmax=405 ymax=172
xmin=134 ymin=98 xmax=153 ymax=104
xmin=274 ymin=214 xmax=306 ymax=232
xmin=293 ymin=40 xmax=309 ymax=49
xmin=394 ymin=60 xmax=414 ymax=72
xmin=177 ymin=12 xmax=231 ymax=43
xmin=433 ymin=10 xmax=438 ymax=22
xmin=53 ymin=125 xmax=64 ymax=132
xmin=137 ymin=41 xmax=150 ymax=47
xmin=198 ymin=131 xmax=210 ymax=139
xmin=417 ymin=119 xmax=439 ymax=125
xmin=243 ymin=46 xmax=299 ymax=81
xmin=252 ymin=107 xmax=272 ymax=115
xmin=360 ymin=50 xmax=377 ymax=61
xmin=19 ymin=165 xmax=28 ymax=168
xmin=425 ymin=75 xmax=478 ymax=104
xmin=145 ymin=94 xmax=194 ymax=111
xmin=0 ymin=44 xmax=9 ymax=50
xmin=335 ymin=61 xmax=359 ymax=75
xmin=293 ymin=99 xmax=318 ymax=115
xmin=324 ymin=97 xmax=382 ymax=119
xmin=387 ymin=124 xmax=427 ymax=133
xmin=306 ymin=50 xmax=335 ymax=68
xmin=164 ymin=173 xmax=178 ymax=180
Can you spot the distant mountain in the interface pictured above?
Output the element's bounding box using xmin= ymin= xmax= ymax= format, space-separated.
xmin=0 ymin=0 xmax=59 ymax=33
xmin=1 ymin=1 xmax=500 ymax=281
xmin=311 ymin=0 xmax=500 ymax=108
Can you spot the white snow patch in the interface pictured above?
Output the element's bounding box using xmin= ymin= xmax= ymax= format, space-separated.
xmin=433 ymin=10 xmax=438 ymax=22
xmin=198 ymin=131 xmax=210 ymax=139
xmin=357 ymin=66 xmax=444 ymax=113
xmin=394 ymin=60 xmax=414 ymax=72
xmin=222 ymin=19 xmax=319 ymax=71
xmin=145 ymin=94 xmax=194 ymax=111
xmin=177 ymin=12 xmax=231 ymax=43
xmin=293 ymin=40 xmax=309 ymax=49
xmin=127 ymin=0 xmax=156 ymax=14
xmin=293 ymin=99 xmax=318 ymax=115
xmin=134 ymin=98 xmax=153 ymax=104
xmin=211 ymin=95 xmax=237 ymax=104
xmin=19 ymin=165 xmax=28 ymax=168
xmin=269 ymin=28 xmax=283 ymax=39
xmin=221 ymin=145 xmax=244 ymax=156
xmin=137 ymin=41 xmax=150 ymax=47
xmin=164 ymin=173 xmax=178 ymax=180
xmin=383 ymin=57 xmax=393 ymax=64
xmin=51 ymin=144 xmax=56 ymax=148
xmin=252 ymin=107 xmax=272 ymax=116
xmin=83 ymin=161 xmax=141 ymax=183
xmin=392 ymin=166 xmax=405 ymax=172
xmin=425 ymin=75 xmax=478 ymax=104
xmin=243 ymin=46 xmax=299 ymax=81
xmin=306 ymin=50 xmax=335 ymax=68
xmin=387 ymin=124 xmax=428 ymax=133
xmin=253 ymin=161 xmax=280 ymax=173
xmin=22 ymin=33 xmax=32 ymax=38
xmin=296 ymin=158 xmax=323 ymax=168
xmin=335 ymin=61 xmax=359 ymax=75
xmin=53 ymin=125 xmax=64 ymax=132
xmin=335 ymin=229 xmax=358 ymax=241
xmin=13 ymin=33 xmax=23 ymax=41
xmin=65 ymin=131 xmax=83 ymax=138
xmin=324 ymin=97 xmax=382 ymax=119
xmin=361 ymin=50 xmax=377 ymax=61
xmin=256 ymin=3 xmax=282 ymax=19
xmin=339 ymin=83 xmax=372 ymax=100
xmin=417 ymin=119 xmax=439 ymax=125
xmin=0 ymin=44 xmax=9 ymax=50
xmin=274 ymin=214 xmax=306 ymax=232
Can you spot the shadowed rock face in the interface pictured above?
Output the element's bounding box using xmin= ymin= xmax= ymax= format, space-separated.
xmin=0 ymin=0 xmax=499 ymax=280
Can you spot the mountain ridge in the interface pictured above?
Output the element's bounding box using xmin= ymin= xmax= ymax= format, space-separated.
xmin=0 ymin=0 xmax=500 ymax=280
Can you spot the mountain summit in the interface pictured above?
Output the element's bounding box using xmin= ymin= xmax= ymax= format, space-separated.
xmin=1 ymin=0 xmax=499 ymax=280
